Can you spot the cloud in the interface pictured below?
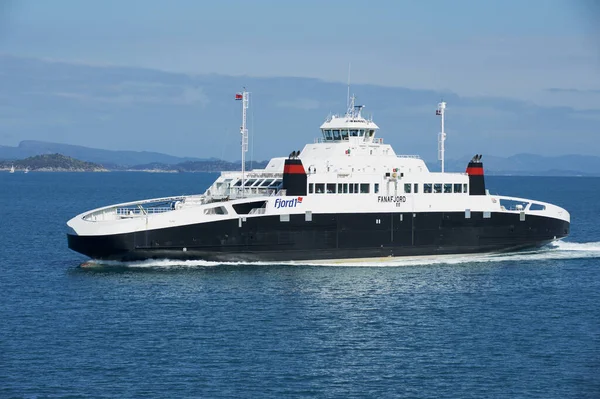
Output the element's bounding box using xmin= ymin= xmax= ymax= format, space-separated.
xmin=34 ymin=81 xmax=210 ymax=106
xmin=275 ymin=98 xmax=320 ymax=110
xmin=545 ymin=88 xmax=600 ymax=94
xmin=1 ymin=55 xmax=599 ymax=159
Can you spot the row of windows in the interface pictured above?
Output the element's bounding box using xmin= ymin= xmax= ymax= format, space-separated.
xmin=421 ymin=183 xmax=468 ymax=194
xmin=308 ymin=182 xmax=469 ymax=195
xmin=309 ymin=183 xmax=378 ymax=194
xmin=321 ymin=129 xmax=376 ymax=141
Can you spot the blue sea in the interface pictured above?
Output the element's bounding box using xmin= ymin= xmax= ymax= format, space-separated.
xmin=1 ymin=172 xmax=599 ymax=398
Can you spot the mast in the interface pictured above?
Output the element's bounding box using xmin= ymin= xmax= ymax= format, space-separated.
xmin=240 ymin=89 xmax=249 ymax=197
xmin=235 ymin=88 xmax=249 ymax=197
xmin=437 ymin=101 xmax=447 ymax=173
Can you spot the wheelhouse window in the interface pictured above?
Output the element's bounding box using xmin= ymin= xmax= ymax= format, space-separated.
xmin=360 ymin=183 xmax=370 ymax=193
xmin=338 ymin=183 xmax=348 ymax=193
xmin=368 ymin=130 xmax=375 ymax=137
xmin=341 ymin=130 xmax=349 ymax=140
xmin=404 ymin=183 xmax=411 ymax=194
xmin=444 ymin=184 xmax=452 ymax=193
xmin=434 ymin=184 xmax=442 ymax=193
xmin=359 ymin=129 xmax=365 ymax=137
xmin=424 ymin=184 xmax=432 ymax=193
xmin=332 ymin=130 xmax=341 ymax=140
xmin=326 ymin=183 xmax=336 ymax=193
xmin=414 ymin=183 xmax=419 ymax=193
xmin=453 ymin=183 xmax=462 ymax=193
xmin=315 ymin=183 xmax=325 ymax=194
xmin=349 ymin=129 xmax=358 ymax=137
xmin=324 ymin=129 xmax=333 ymax=141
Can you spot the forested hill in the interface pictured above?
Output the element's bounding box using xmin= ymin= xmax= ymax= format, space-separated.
xmin=0 ymin=154 xmax=107 ymax=172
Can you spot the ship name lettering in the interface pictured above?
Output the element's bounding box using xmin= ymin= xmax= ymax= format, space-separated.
xmin=377 ymin=196 xmax=406 ymax=203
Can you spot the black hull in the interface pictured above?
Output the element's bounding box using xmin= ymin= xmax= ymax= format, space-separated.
xmin=67 ymin=211 xmax=570 ymax=262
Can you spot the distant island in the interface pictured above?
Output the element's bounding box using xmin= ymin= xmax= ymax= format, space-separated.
xmin=0 ymin=152 xmax=269 ymax=173
xmin=0 ymin=154 xmax=107 ymax=172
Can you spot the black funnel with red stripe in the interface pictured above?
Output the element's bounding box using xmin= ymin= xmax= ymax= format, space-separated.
xmin=466 ymin=154 xmax=486 ymax=195
xmin=282 ymin=158 xmax=307 ymax=196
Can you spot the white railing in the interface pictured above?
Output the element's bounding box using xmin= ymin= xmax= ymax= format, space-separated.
xmin=116 ymin=207 xmax=173 ymax=217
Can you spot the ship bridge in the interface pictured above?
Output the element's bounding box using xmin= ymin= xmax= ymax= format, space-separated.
xmin=318 ymin=96 xmax=380 ymax=144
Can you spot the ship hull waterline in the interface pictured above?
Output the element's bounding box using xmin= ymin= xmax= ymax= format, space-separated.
xmin=67 ymin=211 xmax=570 ymax=263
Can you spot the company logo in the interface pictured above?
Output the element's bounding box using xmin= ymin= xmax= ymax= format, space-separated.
xmin=274 ymin=197 xmax=303 ymax=209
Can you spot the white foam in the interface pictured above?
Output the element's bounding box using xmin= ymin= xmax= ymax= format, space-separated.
xmin=79 ymin=240 xmax=600 ymax=269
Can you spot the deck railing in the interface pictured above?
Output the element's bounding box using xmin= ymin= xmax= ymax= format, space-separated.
xmin=115 ymin=207 xmax=173 ymax=217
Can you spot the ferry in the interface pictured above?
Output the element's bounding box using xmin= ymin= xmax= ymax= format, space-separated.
xmin=67 ymin=90 xmax=570 ymax=262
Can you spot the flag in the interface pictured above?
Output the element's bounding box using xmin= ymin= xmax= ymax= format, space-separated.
xmin=235 ymin=93 xmax=243 ymax=100
xmin=435 ymin=109 xmax=441 ymax=116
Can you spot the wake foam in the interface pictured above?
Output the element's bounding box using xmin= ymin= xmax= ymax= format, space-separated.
xmin=79 ymin=240 xmax=600 ymax=269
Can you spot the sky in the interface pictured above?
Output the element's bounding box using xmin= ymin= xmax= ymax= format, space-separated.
xmin=0 ymin=0 xmax=599 ymax=159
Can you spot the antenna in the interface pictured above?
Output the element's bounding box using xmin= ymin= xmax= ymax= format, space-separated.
xmin=437 ymin=101 xmax=447 ymax=173
xmin=346 ymin=62 xmax=351 ymax=111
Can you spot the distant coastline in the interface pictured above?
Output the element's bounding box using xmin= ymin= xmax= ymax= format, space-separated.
xmin=2 ymin=140 xmax=600 ymax=176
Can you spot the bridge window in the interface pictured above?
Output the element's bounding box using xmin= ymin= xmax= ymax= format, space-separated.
xmin=315 ymin=183 xmax=325 ymax=194
xmin=444 ymin=184 xmax=452 ymax=193
xmin=341 ymin=130 xmax=349 ymax=140
xmin=260 ymin=179 xmax=273 ymax=187
xmin=338 ymin=183 xmax=348 ymax=193
xmin=360 ymin=183 xmax=370 ymax=193
xmin=332 ymin=130 xmax=341 ymax=140
xmin=327 ymin=183 xmax=336 ymax=193
xmin=434 ymin=184 xmax=442 ymax=193
xmin=324 ymin=129 xmax=333 ymax=141
xmin=424 ymin=184 xmax=432 ymax=193
xmin=368 ymin=130 xmax=375 ymax=137
xmin=404 ymin=183 xmax=411 ymax=194
xmin=453 ymin=183 xmax=462 ymax=193
xmin=414 ymin=183 xmax=419 ymax=193
xmin=350 ymin=129 xmax=358 ymax=137
xmin=359 ymin=129 xmax=365 ymax=137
